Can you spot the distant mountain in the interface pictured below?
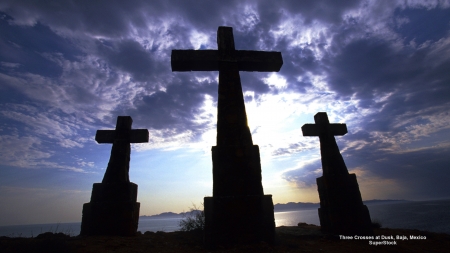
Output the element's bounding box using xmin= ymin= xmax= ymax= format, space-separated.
xmin=140 ymin=212 xmax=181 ymax=219
xmin=140 ymin=210 xmax=201 ymax=219
xmin=140 ymin=199 xmax=409 ymax=218
xmin=363 ymin=199 xmax=409 ymax=205
xmin=273 ymin=199 xmax=409 ymax=212
xmin=274 ymin=202 xmax=319 ymax=212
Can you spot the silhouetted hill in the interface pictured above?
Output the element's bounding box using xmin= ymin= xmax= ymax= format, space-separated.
xmin=274 ymin=202 xmax=319 ymax=212
xmin=273 ymin=199 xmax=409 ymax=212
xmin=140 ymin=210 xmax=201 ymax=219
xmin=3 ymin=225 xmax=450 ymax=252
xmin=363 ymin=199 xmax=409 ymax=205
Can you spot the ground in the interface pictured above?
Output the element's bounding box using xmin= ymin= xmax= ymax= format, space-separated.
xmin=1 ymin=224 xmax=449 ymax=253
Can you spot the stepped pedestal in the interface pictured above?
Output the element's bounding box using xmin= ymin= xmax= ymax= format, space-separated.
xmin=317 ymin=173 xmax=373 ymax=235
xmin=203 ymin=145 xmax=275 ymax=246
xmin=81 ymin=182 xmax=140 ymax=236
xmin=204 ymin=195 xmax=275 ymax=245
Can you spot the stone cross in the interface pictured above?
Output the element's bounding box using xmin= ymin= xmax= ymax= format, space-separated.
xmin=172 ymin=26 xmax=282 ymax=148
xmin=301 ymin=112 xmax=373 ymax=235
xmin=302 ymin=112 xmax=348 ymax=176
xmin=96 ymin=116 xmax=149 ymax=183
xmin=171 ymin=26 xmax=282 ymax=245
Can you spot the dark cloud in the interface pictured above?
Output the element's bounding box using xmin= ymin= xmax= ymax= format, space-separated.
xmin=282 ymin=135 xmax=450 ymax=199
xmin=393 ymin=7 xmax=450 ymax=45
xmin=327 ymin=34 xmax=450 ymax=135
xmin=118 ymin=74 xmax=217 ymax=140
xmin=344 ymin=135 xmax=450 ymax=199
xmin=0 ymin=0 xmax=234 ymax=38
xmin=0 ymin=0 xmax=154 ymax=37
xmin=170 ymin=0 xmax=239 ymax=30
xmin=0 ymin=0 xmax=361 ymax=42
xmin=0 ymin=13 xmax=82 ymax=77
xmin=326 ymin=7 xmax=450 ymax=136
xmin=280 ymin=45 xmax=320 ymax=93
xmin=256 ymin=0 xmax=360 ymax=26
xmin=239 ymin=72 xmax=271 ymax=96
xmin=328 ymin=39 xmax=412 ymax=101
xmin=95 ymin=39 xmax=165 ymax=82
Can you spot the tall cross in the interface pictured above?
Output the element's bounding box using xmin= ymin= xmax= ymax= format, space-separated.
xmin=171 ymin=26 xmax=283 ymax=147
xmin=96 ymin=116 xmax=149 ymax=183
xmin=302 ymin=112 xmax=348 ymax=177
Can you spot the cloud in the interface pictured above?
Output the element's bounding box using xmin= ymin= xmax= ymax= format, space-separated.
xmin=347 ymin=142 xmax=450 ymax=199
xmin=0 ymin=0 xmax=449 ymax=202
xmin=272 ymin=142 xmax=312 ymax=156
xmin=281 ymin=138 xmax=450 ymax=199
xmin=95 ymin=38 xmax=165 ymax=82
xmin=0 ymin=134 xmax=86 ymax=172
xmin=0 ymin=134 xmax=51 ymax=166
xmin=0 ymin=103 xmax=91 ymax=146
xmin=269 ymin=0 xmax=360 ymax=24
xmin=282 ymin=159 xmax=322 ymax=188
xmin=124 ymin=75 xmax=217 ymax=141
xmin=0 ymin=13 xmax=82 ymax=77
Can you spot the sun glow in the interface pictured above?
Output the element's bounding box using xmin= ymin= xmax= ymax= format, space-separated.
xmin=263 ymin=73 xmax=287 ymax=90
xmin=189 ymin=30 xmax=210 ymax=49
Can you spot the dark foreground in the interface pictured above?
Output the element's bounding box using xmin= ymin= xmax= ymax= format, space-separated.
xmin=1 ymin=223 xmax=449 ymax=253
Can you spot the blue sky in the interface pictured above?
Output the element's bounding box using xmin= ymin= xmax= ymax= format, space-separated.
xmin=0 ymin=0 xmax=449 ymax=226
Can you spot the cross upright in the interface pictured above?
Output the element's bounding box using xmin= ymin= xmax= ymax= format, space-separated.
xmin=302 ymin=112 xmax=348 ymax=177
xmin=95 ymin=116 xmax=149 ymax=184
xmin=172 ymin=26 xmax=283 ymax=147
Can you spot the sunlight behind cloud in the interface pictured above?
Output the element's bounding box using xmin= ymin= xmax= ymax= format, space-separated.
xmin=189 ymin=30 xmax=210 ymax=49
xmin=245 ymin=92 xmax=300 ymax=147
xmin=263 ymin=73 xmax=287 ymax=90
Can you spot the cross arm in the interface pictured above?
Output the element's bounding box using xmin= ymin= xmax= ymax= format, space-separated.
xmin=130 ymin=129 xmax=149 ymax=143
xmin=301 ymin=124 xmax=319 ymax=136
xmin=95 ymin=130 xmax=115 ymax=143
xmin=95 ymin=129 xmax=149 ymax=143
xmin=301 ymin=123 xmax=348 ymax=137
xmin=236 ymin=50 xmax=283 ymax=72
xmin=330 ymin=124 xmax=347 ymax=136
xmin=171 ymin=50 xmax=219 ymax=71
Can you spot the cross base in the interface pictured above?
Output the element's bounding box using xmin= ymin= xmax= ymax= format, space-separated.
xmin=316 ymin=174 xmax=373 ymax=235
xmin=81 ymin=182 xmax=140 ymax=236
xmin=203 ymin=195 xmax=275 ymax=247
xmin=212 ymin=145 xmax=264 ymax=196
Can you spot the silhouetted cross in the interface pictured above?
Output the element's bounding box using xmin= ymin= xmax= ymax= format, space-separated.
xmin=96 ymin=116 xmax=149 ymax=183
xmin=302 ymin=112 xmax=349 ymax=176
xmin=171 ymin=26 xmax=283 ymax=147
xmin=171 ymin=27 xmax=283 ymax=72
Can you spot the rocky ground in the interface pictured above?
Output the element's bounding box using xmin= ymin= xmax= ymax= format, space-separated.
xmin=1 ymin=223 xmax=449 ymax=253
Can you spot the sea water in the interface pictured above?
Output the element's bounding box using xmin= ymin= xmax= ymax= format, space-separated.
xmin=1 ymin=199 xmax=449 ymax=237
xmin=276 ymin=199 xmax=450 ymax=235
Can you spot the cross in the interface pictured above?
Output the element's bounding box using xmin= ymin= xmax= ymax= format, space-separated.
xmin=171 ymin=26 xmax=283 ymax=147
xmin=171 ymin=27 xmax=283 ymax=72
xmin=302 ymin=112 xmax=349 ymax=176
xmin=96 ymin=116 xmax=149 ymax=183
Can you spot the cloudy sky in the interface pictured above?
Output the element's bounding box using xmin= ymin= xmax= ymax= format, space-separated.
xmin=0 ymin=0 xmax=449 ymax=226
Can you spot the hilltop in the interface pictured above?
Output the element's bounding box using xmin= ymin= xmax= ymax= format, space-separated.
xmin=1 ymin=223 xmax=449 ymax=253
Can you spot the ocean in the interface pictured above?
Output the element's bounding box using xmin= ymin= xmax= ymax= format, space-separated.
xmin=1 ymin=199 xmax=449 ymax=237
